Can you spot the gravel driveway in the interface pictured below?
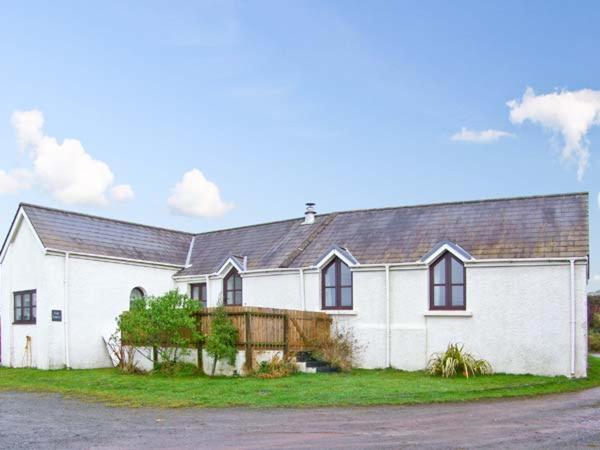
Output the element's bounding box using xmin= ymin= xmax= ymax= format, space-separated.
xmin=0 ymin=387 xmax=599 ymax=449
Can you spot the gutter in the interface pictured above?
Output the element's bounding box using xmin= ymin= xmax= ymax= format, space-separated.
xmin=46 ymin=248 xmax=184 ymax=270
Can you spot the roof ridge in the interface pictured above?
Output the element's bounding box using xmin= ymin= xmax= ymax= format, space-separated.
xmin=19 ymin=203 xmax=195 ymax=236
xmin=192 ymin=216 xmax=309 ymax=236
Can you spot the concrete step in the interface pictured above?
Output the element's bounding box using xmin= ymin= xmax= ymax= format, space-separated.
xmin=306 ymin=360 xmax=329 ymax=368
xmin=316 ymin=366 xmax=341 ymax=373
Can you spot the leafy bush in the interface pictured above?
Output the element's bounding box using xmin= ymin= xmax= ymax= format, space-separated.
xmin=427 ymin=343 xmax=492 ymax=378
xmin=591 ymin=313 xmax=600 ymax=331
xmin=590 ymin=313 xmax=600 ymax=352
xmin=254 ymin=355 xmax=297 ymax=379
xmin=204 ymin=304 xmax=239 ymax=376
xmin=310 ymin=327 xmax=362 ymax=372
xmin=117 ymin=290 xmax=203 ymax=371
xmin=590 ymin=332 xmax=600 ymax=352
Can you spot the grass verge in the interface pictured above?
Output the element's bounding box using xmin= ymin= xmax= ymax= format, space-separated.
xmin=0 ymin=356 xmax=598 ymax=408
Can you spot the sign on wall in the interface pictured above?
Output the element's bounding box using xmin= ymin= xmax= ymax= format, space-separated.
xmin=51 ymin=310 xmax=62 ymax=322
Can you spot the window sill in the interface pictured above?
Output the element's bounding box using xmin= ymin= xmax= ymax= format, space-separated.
xmin=13 ymin=322 xmax=37 ymax=325
xmin=424 ymin=311 xmax=472 ymax=317
xmin=322 ymin=310 xmax=358 ymax=316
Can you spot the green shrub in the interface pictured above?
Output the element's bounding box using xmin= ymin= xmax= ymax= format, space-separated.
xmin=591 ymin=313 xmax=600 ymax=331
xmin=254 ymin=355 xmax=297 ymax=378
xmin=205 ymin=304 xmax=239 ymax=376
xmin=117 ymin=290 xmax=203 ymax=371
xmin=427 ymin=343 xmax=492 ymax=378
xmin=310 ymin=327 xmax=362 ymax=372
xmin=590 ymin=332 xmax=600 ymax=352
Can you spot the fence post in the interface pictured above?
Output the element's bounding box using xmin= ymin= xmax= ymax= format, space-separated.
xmin=244 ymin=312 xmax=252 ymax=373
xmin=283 ymin=314 xmax=289 ymax=358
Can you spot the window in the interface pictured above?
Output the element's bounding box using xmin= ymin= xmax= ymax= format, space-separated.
xmin=223 ymin=270 xmax=242 ymax=305
xmin=430 ymin=252 xmax=465 ymax=310
xmin=322 ymin=257 xmax=353 ymax=310
xmin=129 ymin=287 xmax=145 ymax=309
xmin=190 ymin=283 xmax=207 ymax=308
xmin=14 ymin=290 xmax=36 ymax=324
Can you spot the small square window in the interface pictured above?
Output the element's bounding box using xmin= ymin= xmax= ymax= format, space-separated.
xmin=14 ymin=290 xmax=36 ymax=324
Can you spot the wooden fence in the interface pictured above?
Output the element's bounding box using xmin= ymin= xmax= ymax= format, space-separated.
xmin=196 ymin=307 xmax=332 ymax=370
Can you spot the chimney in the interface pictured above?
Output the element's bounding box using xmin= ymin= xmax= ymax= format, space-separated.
xmin=303 ymin=202 xmax=316 ymax=224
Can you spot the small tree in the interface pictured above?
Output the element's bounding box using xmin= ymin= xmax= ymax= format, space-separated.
xmin=115 ymin=297 xmax=152 ymax=372
xmin=205 ymin=304 xmax=238 ymax=375
xmin=117 ymin=290 xmax=203 ymax=370
xmin=146 ymin=290 xmax=203 ymax=366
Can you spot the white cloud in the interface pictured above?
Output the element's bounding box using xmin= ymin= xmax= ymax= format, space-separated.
xmin=451 ymin=127 xmax=515 ymax=143
xmin=593 ymin=274 xmax=600 ymax=282
xmin=507 ymin=87 xmax=600 ymax=181
xmin=111 ymin=184 xmax=135 ymax=202
xmin=0 ymin=169 xmax=33 ymax=194
xmin=11 ymin=110 xmax=43 ymax=152
xmin=168 ymin=169 xmax=233 ymax=217
xmin=6 ymin=109 xmax=132 ymax=206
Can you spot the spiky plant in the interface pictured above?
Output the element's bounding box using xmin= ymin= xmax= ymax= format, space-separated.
xmin=427 ymin=343 xmax=492 ymax=378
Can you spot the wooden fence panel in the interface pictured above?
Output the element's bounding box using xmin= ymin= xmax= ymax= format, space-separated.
xmin=196 ymin=307 xmax=332 ymax=354
xmin=123 ymin=307 xmax=332 ymax=366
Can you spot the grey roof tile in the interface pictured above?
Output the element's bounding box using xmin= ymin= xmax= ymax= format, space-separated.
xmin=14 ymin=193 xmax=589 ymax=274
xmin=21 ymin=204 xmax=193 ymax=266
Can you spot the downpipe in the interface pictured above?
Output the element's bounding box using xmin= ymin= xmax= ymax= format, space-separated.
xmin=64 ymin=251 xmax=71 ymax=368
xmin=569 ymin=258 xmax=575 ymax=378
xmin=385 ymin=264 xmax=391 ymax=368
xmin=299 ymin=268 xmax=306 ymax=311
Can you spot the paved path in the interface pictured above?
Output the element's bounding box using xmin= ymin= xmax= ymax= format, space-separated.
xmin=0 ymin=388 xmax=599 ymax=449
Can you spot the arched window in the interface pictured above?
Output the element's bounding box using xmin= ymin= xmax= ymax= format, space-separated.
xmin=129 ymin=287 xmax=145 ymax=309
xmin=322 ymin=257 xmax=353 ymax=310
xmin=223 ymin=269 xmax=242 ymax=305
xmin=430 ymin=252 xmax=465 ymax=310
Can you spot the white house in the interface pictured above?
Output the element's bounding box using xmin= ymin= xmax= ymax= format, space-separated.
xmin=0 ymin=193 xmax=590 ymax=377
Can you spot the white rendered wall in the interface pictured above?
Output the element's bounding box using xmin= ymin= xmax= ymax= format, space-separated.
xmin=225 ymin=262 xmax=588 ymax=376
xmin=3 ymin=218 xmax=586 ymax=377
xmin=242 ymin=272 xmax=302 ymax=309
xmin=423 ymin=262 xmax=588 ymax=377
xmin=60 ymin=257 xmax=178 ymax=369
xmin=0 ymin=216 xmax=47 ymax=368
xmin=389 ymin=268 xmax=429 ymax=371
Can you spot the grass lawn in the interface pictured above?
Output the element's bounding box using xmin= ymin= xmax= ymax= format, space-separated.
xmin=0 ymin=356 xmax=599 ymax=408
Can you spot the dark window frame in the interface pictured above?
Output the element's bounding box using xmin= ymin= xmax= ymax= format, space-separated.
xmin=13 ymin=289 xmax=37 ymax=325
xmin=429 ymin=251 xmax=466 ymax=310
xmin=190 ymin=282 xmax=207 ymax=308
xmin=223 ymin=269 xmax=243 ymax=306
xmin=321 ymin=257 xmax=353 ymax=310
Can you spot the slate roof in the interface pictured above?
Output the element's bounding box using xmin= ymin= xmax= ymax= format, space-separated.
xmin=285 ymin=192 xmax=589 ymax=267
xmin=20 ymin=204 xmax=193 ymax=266
xmin=11 ymin=193 xmax=589 ymax=275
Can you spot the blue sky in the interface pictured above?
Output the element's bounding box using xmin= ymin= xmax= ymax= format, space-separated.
xmin=1 ymin=1 xmax=599 ymax=290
